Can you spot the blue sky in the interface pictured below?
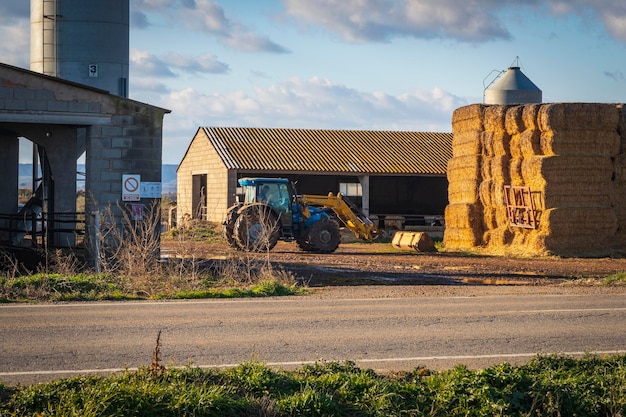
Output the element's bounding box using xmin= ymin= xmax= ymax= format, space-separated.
xmin=1 ymin=1 xmax=626 ymax=164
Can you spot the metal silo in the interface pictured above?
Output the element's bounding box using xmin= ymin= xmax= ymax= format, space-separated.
xmin=30 ymin=0 xmax=129 ymax=97
xmin=484 ymin=66 xmax=541 ymax=105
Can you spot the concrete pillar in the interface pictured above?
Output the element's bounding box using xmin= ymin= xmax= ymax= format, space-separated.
xmin=44 ymin=128 xmax=78 ymax=247
xmin=359 ymin=175 xmax=370 ymax=217
xmin=0 ymin=134 xmax=19 ymax=242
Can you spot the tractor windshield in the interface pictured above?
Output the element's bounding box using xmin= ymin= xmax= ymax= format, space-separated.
xmin=257 ymin=182 xmax=291 ymax=215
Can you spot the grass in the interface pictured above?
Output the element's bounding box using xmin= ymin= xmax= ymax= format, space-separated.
xmin=1 ymin=354 xmax=625 ymax=416
xmin=0 ymin=271 xmax=303 ymax=303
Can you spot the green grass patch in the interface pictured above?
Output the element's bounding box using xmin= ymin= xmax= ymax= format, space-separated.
xmin=2 ymin=354 xmax=625 ymax=416
xmin=602 ymin=271 xmax=626 ymax=286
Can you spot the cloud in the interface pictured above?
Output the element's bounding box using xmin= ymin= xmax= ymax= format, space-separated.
xmin=165 ymin=52 xmax=230 ymax=74
xmin=131 ymin=49 xmax=230 ymax=80
xmin=156 ymin=76 xmax=465 ymax=162
xmin=281 ymin=0 xmax=626 ymax=44
xmin=131 ymin=50 xmax=178 ymax=77
xmin=282 ymin=0 xmax=512 ymax=43
xmin=131 ymin=0 xmax=290 ymax=53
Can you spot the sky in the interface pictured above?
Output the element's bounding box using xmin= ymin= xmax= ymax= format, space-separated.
xmin=2 ymin=0 xmax=626 ymax=164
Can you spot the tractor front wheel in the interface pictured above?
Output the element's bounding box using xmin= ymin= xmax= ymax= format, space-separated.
xmin=308 ymin=218 xmax=340 ymax=253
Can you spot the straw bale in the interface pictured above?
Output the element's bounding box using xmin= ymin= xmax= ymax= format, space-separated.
xmin=489 ymin=156 xmax=510 ymax=182
xmin=480 ymin=180 xmax=508 ymax=208
xmin=519 ymin=130 xmax=542 ymax=157
xmin=505 ymin=106 xmax=524 ymax=135
xmin=508 ymin=158 xmax=524 ymax=185
xmin=521 ymin=155 xmax=612 ymax=184
xmin=483 ymin=206 xmax=498 ymax=230
xmin=482 ymin=132 xmax=510 ymax=158
xmin=521 ymin=104 xmax=541 ymax=131
xmin=452 ymin=130 xmax=483 ymax=157
xmin=543 ymin=182 xmax=611 ymax=208
xmin=495 ymin=205 xmax=510 ymax=227
xmin=538 ymin=103 xmax=620 ymax=132
xmin=452 ymin=104 xmax=485 ymax=132
xmin=443 ymin=228 xmax=483 ymax=249
xmin=539 ymin=130 xmax=621 ymax=157
xmin=447 ymin=155 xmax=482 ymax=181
xmin=540 ymin=207 xmax=618 ymax=256
xmin=509 ymin=134 xmax=522 ymax=158
xmin=484 ymin=105 xmax=508 ymax=133
xmin=483 ymin=227 xmax=514 ymax=247
xmin=479 ymin=180 xmax=494 ymax=206
xmin=448 ymin=179 xmax=480 ymax=204
xmin=444 ymin=203 xmax=484 ymax=230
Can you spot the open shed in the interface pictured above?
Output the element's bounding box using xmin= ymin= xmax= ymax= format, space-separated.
xmin=177 ymin=127 xmax=452 ymax=230
xmin=0 ymin=62 xmax=169 ymax=264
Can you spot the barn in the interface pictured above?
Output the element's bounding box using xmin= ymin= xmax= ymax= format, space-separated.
xmin=176 ymin=127 xmax=452 ymax=231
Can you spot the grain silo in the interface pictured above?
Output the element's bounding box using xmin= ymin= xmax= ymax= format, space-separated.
xmin=484 ymin=66 xmax=541 ymax=105
xmin=30 ymin=0 xmax=129 ymax=97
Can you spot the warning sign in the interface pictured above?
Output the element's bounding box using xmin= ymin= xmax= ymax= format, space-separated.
xmin=122 ymin=174 xmax=141 ymax=201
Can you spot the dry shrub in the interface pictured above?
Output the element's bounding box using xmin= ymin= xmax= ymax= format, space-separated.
xmin=93 ymin=200 xmax=165 ymax=295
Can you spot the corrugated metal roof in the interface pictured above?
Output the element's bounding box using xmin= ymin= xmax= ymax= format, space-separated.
xmin=202 ymin=127 xmax=452 ymax=175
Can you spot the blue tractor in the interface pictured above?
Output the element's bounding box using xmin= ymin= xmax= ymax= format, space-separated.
xmin=223 ymin=178 xmax=377 ymax=253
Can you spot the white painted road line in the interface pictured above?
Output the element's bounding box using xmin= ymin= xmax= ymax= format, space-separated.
xmin=2 ymin=350 xmax=626 ymax=377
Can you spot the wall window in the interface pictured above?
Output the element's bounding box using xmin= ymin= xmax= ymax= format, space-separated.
xmin=340 ymin=182 xmax=362 ymax=197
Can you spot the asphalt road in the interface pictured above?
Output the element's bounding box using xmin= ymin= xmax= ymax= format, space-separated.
xmin=1 ymin=290 xmax=625 ymax=386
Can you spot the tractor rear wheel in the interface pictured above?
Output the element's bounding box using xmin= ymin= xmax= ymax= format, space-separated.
xmin=308 ymin=217 xmax=340 ymax=253
xmin=233 ymin=206 xmax=281 ymax=252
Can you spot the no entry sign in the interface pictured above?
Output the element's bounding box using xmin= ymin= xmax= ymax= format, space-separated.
xmin=122 ymin=174 xmax=141 ymax=201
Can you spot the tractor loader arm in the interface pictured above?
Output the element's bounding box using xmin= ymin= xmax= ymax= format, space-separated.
xmin=300 ymin=193 xmax=377 ymax=241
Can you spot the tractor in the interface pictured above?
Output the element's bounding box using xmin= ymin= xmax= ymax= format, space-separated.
xmin=223 ymin=178 xmax=377 ymax=253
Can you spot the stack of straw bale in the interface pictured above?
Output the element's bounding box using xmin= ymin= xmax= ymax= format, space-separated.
xmin=445 ymin=102 xmax=626 ymax=257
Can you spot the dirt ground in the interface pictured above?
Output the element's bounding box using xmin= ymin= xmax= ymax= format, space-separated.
xmin=163 ymin=233 xmax=626 ymax=297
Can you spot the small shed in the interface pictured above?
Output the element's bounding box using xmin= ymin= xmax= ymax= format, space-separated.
xmin=177 ymin=127 xmax=452 ymax=230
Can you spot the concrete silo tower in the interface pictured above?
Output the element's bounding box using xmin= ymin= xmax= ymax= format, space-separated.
xmin=484 ymin=66 xmax=542 ymax=105
xmin=30 ymin=0 xmax=129 ymax=97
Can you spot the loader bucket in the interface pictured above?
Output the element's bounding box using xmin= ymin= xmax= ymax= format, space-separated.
xmin=391 ymin=231 xmax=437 ymax=252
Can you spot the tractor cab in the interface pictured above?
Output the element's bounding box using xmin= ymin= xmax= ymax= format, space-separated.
xmin=238 ymin=178 xmax=295 ymax=227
